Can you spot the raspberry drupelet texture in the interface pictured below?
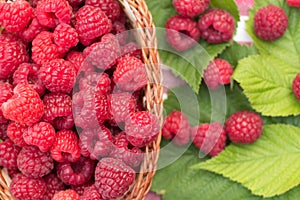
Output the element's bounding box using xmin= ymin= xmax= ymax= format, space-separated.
xmin=203 ymin=58 xmax=233 ymax=90
xmin=162 ymin=111 xmax=191 ymax=146
xmin=7 ymin=122 xmax=28 ymax=147
xmin=66 ymin=51 xmax=84 ymax=74
xmin=111 ymin=21 xmax=128 ymax=45
xmin=0 ymin=139 xmax=21 ymax=170
xmin=254 ymin=5 xmax=288 ymax=41
xmin=1 ymin=84 xmax=44 ymax=126
xmin=79 ymin=72 xmax=110 ymax=93
xmin=81 ymin=185 xmax=103 ymax=200
xmin=17 ymin=145 xmax=54 ymax=178
xmin=10 ymin=174 xmax=47 ymax=200
xmin=121 ymin=42 xmax=142 ymax=59
xmin=95 ymin=158 xmax=136 ymax=200
xmin=292 ymin=73 xmax=300 ymax=101
xmin=35 ymin=0 xmax=72 ymax=28
xmin=70 ymin=180 xmax=94 ymax=196
xmin=198 ymin=8 xmax=235 ymax=44
xmin=23 ymin=122 xmax=56 ymax=152
xmin=18 ymin=17 xmax=48 ymax=42
xmin=95 ymin=94 xmax=112 ymax=124
xmin=52 ymin=189 xmax=80 ymax=200
xmin=43 ymin=173 xmax=66 ymax=200
xmin=191 ymin=122 xmax=227 ymax=157
xmin=225 ymin=111 xmax=263 ymax=144
xmin=95 ymin=73 xmax=112 ymax=95
xmin=39 ymin=59 xmax=76 ymax=93
xmin=0 ymin=82 xmax=13 ymax=123
xmin=0 ymin=0 xmax=33 ymax=32
xmin=85 ymin=0 xmax=120 ymax=21
xmin=165 ymin=15 xmax=201 ymax=51
xmin=173 ymin=0 xmax=210 ymax=17
xmin=50 ymin=129 xmax=81 ymax=162
xmin=53 ymin=23 xmax=79 ymax=51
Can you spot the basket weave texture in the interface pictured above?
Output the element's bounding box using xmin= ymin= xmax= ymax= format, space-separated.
xmin=0 ymin=0 xmax=163 ymax=199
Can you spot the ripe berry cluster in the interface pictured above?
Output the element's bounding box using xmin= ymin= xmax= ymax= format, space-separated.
xmin=0 ymin=0 xmax=159 ymax=199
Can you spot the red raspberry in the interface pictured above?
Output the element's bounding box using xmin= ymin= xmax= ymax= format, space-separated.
xmin=287 ymin=0 xmax=300 ymax=7
xmin=1 ymin=84 xmax=44 ymax=126
xmin=162 ymin=111 xmax=190 ymax=146
xmin=7 ymin=122 xmax=27 ymax=147
xmin=23 ymin=122 xmax=56 ymax=152
xmin=54 ymin=23 xmax=79 ymax=51
xmin=110 ymin=92 xmax=136 ymax=123
xmin=0 ymin=139 xmax=21 ymax=170
xmin=165 ymin=15 xmax=200 ymax=51
xmin=50 ymin=129 xmax=81 ymax=162
xmin=113 ymin=56 xmax=147 ymax=91
xmin=95 ymin=94 xmax=112 ymax=124
xmin=0 ymin=82 xmax=13 ymax=124
xmin=17 ymin=146 xmax=54 ymax=178
xmin=68 ymin=0 xmax=84 ymax=7
xmin=0 ymin=0 xmax=33 ymax=32
xmin=0 ymin=122 xmax=8 ymax=140
xmin=70 ymin=180 xmax=94 ymax=196
xmin=173 ymin=0 xmax=210 ymax=17
xmin=32 ymin=31 xmax=63 ymax=65
xmin=83 ymin=33 xmax=121 ymax=70
xmin=18 ymin=17 xmax=48 ymax=42
xmin=66 ymin=51 xmax=84 ymax=74
xmin=225 ymin=111 xmax=263 ymax=144
xmin=254 ymin=5 xmax=288 ymax=41
xmin=75 ymin=5 xmax=112 ymax=45
xmin=36 ymin=0 xmax=72 ymax=28
xmin=43 ymin=173 xmax=66 ymax=200
xmin=121 ymin=42 xmax=142 ymax=60
xmin=39 ymin=59 xmax=76 ymax=93
xmin=57 ymin=156 xmax=95 ymax=185
xmin=0 ymin=34 xmax=29 ymax=79
xmin=13 ymin=63 xmax=46 ymax=96
xmin=125 ymin=111 xmax=160 ymax=147
xmin=198 ymin=9 xmax=235 ymax=44
xmin=111 ymin=21 xmax=128 ymax=45
xmin=95 ymin=157 xmax=136 ymax=199
xmin=145 ymin=191 xmax=162 ymax=200
xmin=10 ymin=174 xmax=47 ymax=200
xmin=95 ymin=73 xmax=112 ymax=95
xmin=79 ymin=72 xmax=110 ymax=93
xmin=52 ymin=190 xmax=80 ymax=200
xmin=81 ymin=185 xmax=103 ymax=200
xmin=191 ymin=122 xmax=227 ymax=157
xmin=85 ymin=0 xmax=120 ymax=21
xmin=203 ymin=58 xmax=233 ymax=90
xmin=43 ymin=93 xmax=74 ymax=130
xmin=292 ymin=73 xmax=300 ymax=101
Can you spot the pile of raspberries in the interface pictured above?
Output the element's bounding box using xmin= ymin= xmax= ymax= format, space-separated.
xmin=0 ymin=0 xmax=160 ymax=199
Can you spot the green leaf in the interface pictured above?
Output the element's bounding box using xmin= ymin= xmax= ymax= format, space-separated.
xmin=233 ymin=55 xmax=300 ymax=116
xmin=194 ymin=124 xmax=300 ymax=197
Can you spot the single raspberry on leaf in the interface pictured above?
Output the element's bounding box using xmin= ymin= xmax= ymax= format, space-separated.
xmin=287 ymin=0 xmax=300 ymax=7
xmin=54 ymin=23 xmax=79 ymax=51
xmin=254 ymin=5 xmax=288 ymax=41
xmin=95 ymin=157 xmax=136 ymax=200
xmin=10 ymin=174 xmax=47 ymax=200
xmin=0 ymin=82 xmax=13 ymax=124
xmin=191 ymin=122 xmax=227 ymax=157
xmin=81 ymin=185 xmax=103 ymax=200
xmin=292 ymin=73 xmax=300 ymax=101
xmin=0 ymin=139 xmax=21 ymax=170
xmin=198 ymin=8 xmax=235 ymax=44
xmin=7 ymin=122 xmax=27 ymax=147
xmin=52 ymin=189 xmax=80 ymax=200
xmin=173 ymin=0 xmax=210 ymax=17
xmin=17 ymin=146 xmax=54 ymax=178
xmin=85 ymin=0 xmax=120 ymax=21
xmin=23 ymin=122 xmax=56 ymax=152
xmin=0 ymin=0 xmax=33 ymax=32
xmin=162 ymin=111 xmax=190 ymax=146
xmin=225 ymin=111 xmax=263 ymax=144
xmin=1 ymin=84 xmax=44 ymax=126
xmin=165 ymin=15 xmax=200 ymax=51
xmin=18 ymin=17 xmax=48 ymax=42
xmin=43 ymin=173 xmax=66 ymax=200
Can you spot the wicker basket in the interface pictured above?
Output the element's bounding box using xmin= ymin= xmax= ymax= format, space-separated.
xmin=0 ymin=0 xmax=163 ymax=199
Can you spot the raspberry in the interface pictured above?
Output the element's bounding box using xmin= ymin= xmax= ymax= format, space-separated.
xmin=32 ymin=31 xmax=63 ymax=65
xmin=111 ymin=21 xmax=128 ymax=45
xmin=0 ymin=0 xmax=33 ymax=32
xmin=0 ymin=122 xmax=8 ymax=140
xmin=95 ymin=157 xmax=136 ymax=199
xmin=85 ymin=0 xmax=120 ymax=21
xmin=43 ymin=173 xmax=66 ymax=200
xmin=43 ymin=93 xmax=74 ymax=130
xmin=68 ymin=0 xmax=84 ymax=7
xmin=121 ymin=42 xmax=142 ymax=59
xmin=165 ymin=15 xmax=200 ymax=51
xmin=225 ymin=111 xmax=263 ymax=144
xmin=95 ymin=73 xmax=112 ymax=95
xmin=50 ymin=129 xmax=81 ymax=162
xmin=198 ymin=8 xmax=235 ymax=44
xmin=125 ymin=111 xmax=160 ymax=147
xmin=113 ymin=56 xmax=147 ymax=91
xmin=0 ymin=34 xmax=29 ymax=79
xmin=145 ymin=191 xmax=162 ymax=200
xmin=287 ymin=0 xmax=300 ymax=7
xmin=39 ymin=59 xmax=76 ymax=93
xmin=254 ymin=5 xmax=288 ymax=41
xmin=75 ymin=5 xmax=112 ymax=44
xmin=35 ymin=0 xmax=72 ymax=28
xmin=66 ymin=51 xmax=84 ymax=74
xmin=173 ymin=0 xmax=210 ymax=17
xmin=191 ymin=122 xmax=227 ymax=157
xmin=17 ymin=146 xmax=54 ymax=178
xmin=18 ymin=17 xmax=48 ymax=42
xmin=162 ymin=111 xmax=190 ymax=146
xmin=52 ymin=190 xmax=80 ymax=200
xmin=0 ymin=139 xmax=21 ymax=170
xmin=81 ymin=185 xmax=103 ymax=200
xmin=10 ymin=174 xmax=47 ymax=200
xmin=83 ymin=33 xmax=121 ymax=70
xmin=7 ymin=122 xmax=27 ymax=147
xmin=70 ymin=180 xmax=94 ymax=196
xmin=0 ymin=81 xmax=13 ymax=123
xmin=110 ymin=92 xmax=136 ymax=123
xmin=23 ymin=122 xmax=56 ymax=152
xmin=1 ymin=84 xmax=44 ymax=126
xmin=7 ymin=168 xmax=20 ymax=179
xmin=293 ymin=73 xmax=300 ymax=101
xmin=54 ymin=23 xmax=79 ymax=51
xmin=79 ymin=72 xmax=110 ymax=93
xmin=95 ymin=94 xmax=112 ymax=124
xmin=203 ymin=58 xmax=233 ymax=90
xmin=13 ymin=63 xmax=46 ymax=96
xmin=57 ymin=156 xmax=95 ymax=185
